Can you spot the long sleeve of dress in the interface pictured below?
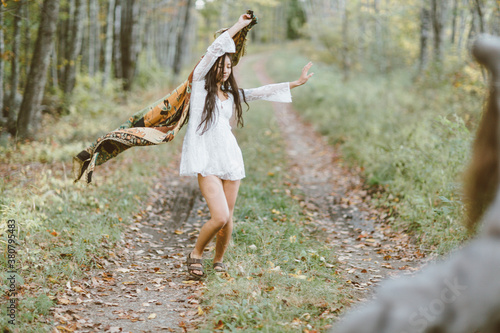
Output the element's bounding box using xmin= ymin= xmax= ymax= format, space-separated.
xmin=240 ymin=82 xmax=292 ymax=103
xmin=192 ymin=31 xmax=236 ymax=82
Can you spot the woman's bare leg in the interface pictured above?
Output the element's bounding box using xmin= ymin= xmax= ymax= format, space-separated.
xmin=189 ymin=175 xmax=231 ymax=276
xmin=213 ymin=179 xmax=240 ymax=264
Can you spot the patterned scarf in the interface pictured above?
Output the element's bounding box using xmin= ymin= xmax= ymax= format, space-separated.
xmin=73 ymin=12 xmax=257 ymax=184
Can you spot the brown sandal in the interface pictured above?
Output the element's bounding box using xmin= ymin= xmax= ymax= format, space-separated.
xmin=186 ymin=253 xmax=204 ymax=280
xmin=213 ymin=262 xmax=227 ymax=273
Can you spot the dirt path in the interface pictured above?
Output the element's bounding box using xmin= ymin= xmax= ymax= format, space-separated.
xmin=252 ymin=55 xmax=426 ymax=302
xmin=52 ymin=157 xmax=208 ymax=333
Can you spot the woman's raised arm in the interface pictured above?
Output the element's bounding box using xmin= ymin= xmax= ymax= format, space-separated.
xmin=192 ymin=14 xmax=253 ymax=82
xmin=226 ymin=13 xmax=253 ymax=38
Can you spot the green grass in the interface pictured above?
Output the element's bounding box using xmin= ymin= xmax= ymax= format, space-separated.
xmin=265 ymin=42 xmax=486 ymax=253
xmin=0 ymin=73 xmax=182 ymax=331
xmin=197 ymin=56 xmax=351 ymax=332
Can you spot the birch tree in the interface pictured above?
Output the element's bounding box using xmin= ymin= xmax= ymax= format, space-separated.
xmin=0 ymin=6 xmax=4 ymax=120
xmin=418 ymin=2 xmax=432 ymax=72
xmin=113 ymin=0 xmax=123 ymax=80
xmin=7 ymin=2 xmax=23 ymax=134
xmin=173 ymin=0 xmax=194 ymax=76
xmin=88 ymin=0 xmax=100 ymax=76
xmin=63 ymin=0 xmax=84 ymax=95
xmin=16 ymin=0 xmax=60 ymax=139
xmin=431 ymin=0 xmax=451 ymax=63
xmin=103 ymin=0 xmax=116 ymax=87
xmin=341 ymin=1 xmax=351 ymax=81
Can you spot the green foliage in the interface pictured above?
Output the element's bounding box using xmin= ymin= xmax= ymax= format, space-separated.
xmin=134 ymin=53 xmax=176 ymax=90
xmin=266 ymin=44 xmax=485 ymax=253
xmin=198 ymin=58 xmax=351 ymax=332
xmin=286 ymin=0 xmax=307 ymax=40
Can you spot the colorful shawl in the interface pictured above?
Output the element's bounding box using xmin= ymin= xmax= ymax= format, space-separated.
xmin=73 ymin=11 xmax=257 ymax=184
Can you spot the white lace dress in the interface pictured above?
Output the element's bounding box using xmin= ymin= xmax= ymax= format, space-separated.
xmin=179 ymin=31 xmax=292 ymax=181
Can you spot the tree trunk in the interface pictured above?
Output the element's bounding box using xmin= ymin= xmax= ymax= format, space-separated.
xmin=373 ymin=0 xmax=385 ymax=72
xmin=431 ymin=0 xmax=450 ymax=63
xmin=173 ymin=0 xmax=193 ymax=77
xmin=64 ymin=0 xmax=84 ymax=96
xmin=22 ymin=2 xmax=30 ymax=89
xmin=450 ymin=0 xmax=458 ymax=44
xmin=491 ymin=1 xmax=500 ymax=36
xmin=88 ymin=0 xmax=100 ymax=76
xmin=120 ymin=0 xmax=141 ymax=90
xmin=60 ymin=0 xmax=74 ymax=91
xmin=0 ymin=7 xmax=4 ymax=120
xmin=144 ymin=3 xmax=154 ymax=66
xmin=419 ymin=4 xmax=432 ymax=72
xmin=473 ymin=0 xmax=485 ymax=33
xmin=16 ymin=0 xmax=60 ymax=139
xmin=456 ymin=0 xmax=468 ymax=57
xmin=357 ymin=0 xmax=367 ymax=67
xmin=341 ymin=1 xmax=350 ymax=81
xmin=113 ymin=0 xmax=123 ymax=80
xmin=166 ymin=4 xmax=180 ymax=70
xmin=7 ymin=2 xmax=23 ymax=134
xmin=50 ymin=42 xmax=58 ymax=89
xmin=103 ymin=0 xmax=116 ymax=87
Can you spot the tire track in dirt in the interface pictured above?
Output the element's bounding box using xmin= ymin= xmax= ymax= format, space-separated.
xmin=52 ymin=157 xmax=209 ymax=333
xmin=252 ymin=55 xmax=426 ymax=303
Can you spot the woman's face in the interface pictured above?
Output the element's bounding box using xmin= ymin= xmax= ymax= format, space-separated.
xmin=218 ymin=55 xmax=232 ymax=83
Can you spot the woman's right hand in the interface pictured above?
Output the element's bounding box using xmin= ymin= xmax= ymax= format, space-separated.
xmin=228 ymin=13 xmax=253 ymax=37
xmin=237 ymin=13 xmax=253 ymax=28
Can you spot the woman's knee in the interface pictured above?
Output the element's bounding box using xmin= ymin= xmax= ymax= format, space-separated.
xmin=212 ymin=214 xmax=231 ymax=230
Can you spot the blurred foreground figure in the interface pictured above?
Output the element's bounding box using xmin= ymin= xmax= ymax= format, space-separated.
xmin=333 ymin=34 xmax=500 ymax=333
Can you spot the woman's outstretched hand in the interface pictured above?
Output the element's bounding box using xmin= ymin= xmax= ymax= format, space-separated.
xmin=227 ymin=13 xmax=253 ymax=37
xmin=290 ymin=62 xmax=314 ymax=89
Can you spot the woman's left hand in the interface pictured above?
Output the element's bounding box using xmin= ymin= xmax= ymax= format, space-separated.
xmin=290 ymin=62 xmax=314 ymax=89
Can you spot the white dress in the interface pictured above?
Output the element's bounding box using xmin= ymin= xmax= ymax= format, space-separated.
xmin=179 ymin=31 xmax=292 ymax=181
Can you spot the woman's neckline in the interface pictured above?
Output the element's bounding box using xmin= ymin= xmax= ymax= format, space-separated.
xmin=216 ymin=94 xmax=230 ymax=102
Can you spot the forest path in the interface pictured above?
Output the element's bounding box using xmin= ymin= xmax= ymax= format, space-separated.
xmin=251 ymin=54 xmax=426 ymax=302
xmin=52 ymin=156 xmax=207 ymax=333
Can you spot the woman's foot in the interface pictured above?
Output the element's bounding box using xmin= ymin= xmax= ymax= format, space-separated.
xmin=213 ymin=262 xmax=227 ymax=273
xmin=186 ymin=252 xmax=204 ymax=280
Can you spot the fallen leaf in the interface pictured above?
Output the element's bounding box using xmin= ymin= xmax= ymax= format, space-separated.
xmin=123 ymin=281 xmax=136 ymax=285
xmin=214 ymin=320 xmax=224 ymax=329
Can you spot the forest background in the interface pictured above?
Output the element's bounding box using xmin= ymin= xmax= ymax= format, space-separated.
xmin=0 ymin=0 xmax=500 ymax=330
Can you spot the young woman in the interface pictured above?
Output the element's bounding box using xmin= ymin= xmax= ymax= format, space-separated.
xmin=180 ymin=13 xmax=314 ymax=279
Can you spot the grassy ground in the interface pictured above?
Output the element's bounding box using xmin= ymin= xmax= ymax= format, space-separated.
xmin=0 ymin=74 xmax=183 ymax=331
xmin=265 ymin=41 xmax=486 ymax=253
xmin=197 ymin=56 xmax=351 ymax=332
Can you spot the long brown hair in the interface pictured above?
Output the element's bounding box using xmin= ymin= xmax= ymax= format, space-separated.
xmin=464 ymin=85 xmax=499 ymax=231
xmin=197 ymin=54 xmax=248 ymax=134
